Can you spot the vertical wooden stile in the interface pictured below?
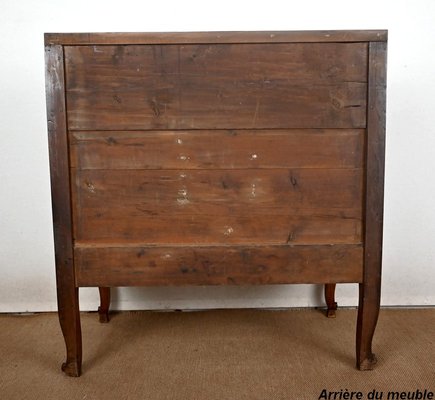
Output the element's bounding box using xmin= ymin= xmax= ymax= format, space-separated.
xmin=356 ymin=40 xmax=387 ymax=370
xmin=45 ymin=42 xmax=82 ymax=377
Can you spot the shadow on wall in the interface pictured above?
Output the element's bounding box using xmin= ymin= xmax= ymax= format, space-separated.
xmin=101 ymin=284 xmax=353 ymax=311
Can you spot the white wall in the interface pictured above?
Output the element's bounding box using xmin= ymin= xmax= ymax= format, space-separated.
xmin=1 ymin=0 xmax=434 ymax=312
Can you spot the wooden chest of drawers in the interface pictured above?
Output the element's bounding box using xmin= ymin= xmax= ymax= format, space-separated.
xmin=45 ymin=30 xmax=387 ymax=376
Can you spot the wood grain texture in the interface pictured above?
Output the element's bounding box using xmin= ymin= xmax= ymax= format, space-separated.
xmin=45 ymin=30 xmax=388 ymax=375
xmin=71 ymin=168 xmax=363 ymax=244
xmin=74 ymin=244 xmax=364 ymax=287
xmin=74 ymin=216 xmax=361 ymax=246
xmin=65 ymin=43 xmax=367 ymax=130
xmin=70 ymin=129 xmax=364 ymax=170
xmin=45 ymin=44 xmax=82 ymax=377
xmin=98 ymin=287 xmax=110 ymax=323
xmin=45 ymin=30 xmax=388 ymax=45
xmin=325 ymin=283 xmax=338 ymax=318
xmin=356 ymin=41 xmax=387 ymax=370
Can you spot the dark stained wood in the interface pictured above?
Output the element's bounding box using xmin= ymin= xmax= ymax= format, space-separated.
xmin=70 ymin=129 xmax=364 ymax=170
xmin=72 ymin=168 xmax=362 ymax=211
xmin=45 ymin=44 xmax=82 ymax=377
xmin=65 ymin=43 xmax=367 ymax=84
xmin=325 ymin=283 xmax=338 ymax=318
xmin=45 ymin=30 xmax=388 ymax=46
xmin=74 ymin=215 xmax=361 ymax=246
xmin=64 ymin=43 xmax=367 ymax=130
xmin=356 ymin=41 xmax=387 ymax=370
xmin=45 ymin=30 xmax=387 ymax=375
xmin=70 ymin=168 xmax=363 ymax=244
xmin=98 ymin=287 xmax=110 ymax=323
xmin=74 ymin=245 xmax=363 ymax=287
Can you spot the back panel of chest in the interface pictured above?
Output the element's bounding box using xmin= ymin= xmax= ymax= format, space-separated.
xmin=45 ymin=30 xmax=387 ymax=376
xmin=60 ymin=40 xmax=369 ymax=287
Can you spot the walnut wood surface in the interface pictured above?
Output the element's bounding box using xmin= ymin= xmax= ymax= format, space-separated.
xmin=356 ymin=41 xmax=387 ymax=371
xmin=70 ymin=129 xmax=364 ymax=170
xmin=98 ymin=287 xmax=110 ymax=323
xmin=45 ymin=30 xmax=387 ymax=45
xmin=71 ymin=168 xmax=362 ymax=244
xmin=45 ymin=45 xmax=82 ymax=377
xmin=65 ymin=43 xmax=367 ymax=130
xmin=45 ymin=30 xmax=387 ymax=376
xmin=74 ymin=245 xmax=363 ymax=287
xmin=325 ymin=283 xmax=338 ymax=318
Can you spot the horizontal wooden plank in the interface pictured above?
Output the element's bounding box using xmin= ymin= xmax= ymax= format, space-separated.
xmin=65 ymin=43 xmax=367 ymax=84
xmin=72 ymin=168 xmax=363 ymax=210
xmin=73 ymin=214 xmax=362 ymax=246
xmin=65 ymin=43 xmax=367 ymax=130
xmin=70 ymin=129 xmax=364 ymax=170
xmin=71 ymin=168 xmax=362 ymax=243
xmin=45 ymin=30 xmax=388 ymax=45
xmin=74 ymin=244 xmax=364 ymax=286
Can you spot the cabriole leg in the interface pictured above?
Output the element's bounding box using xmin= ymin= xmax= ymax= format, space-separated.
xmin=356 ymin=40 xmax=386 ymax=372
xmin=57 ymin=285 xmax=82 ymax=377
xmin=324 ymin=283 xmax=338 ymax=318
xmin=356 ymin=281 xmax=381 ymax=370
xmin=98 ymin=287 xmax=111 ymax=323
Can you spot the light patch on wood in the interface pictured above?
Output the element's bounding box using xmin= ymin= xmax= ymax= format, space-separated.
xmin=177 ymin=188 xmax=190 ymax=205
xmin=251 ymin=183 xmax=256 ymax=198
xmin=224 ymin=226 xmax=234 ymax=236
xmin=86 ymin=181 xmax=96 ymax=193
xmin=250 ymin=154 xmax=258 ymax=160
xmin=178 ymin=155 xmax=190 ymax=161
xmin=176 ymin=138 xmax=183 ymax=144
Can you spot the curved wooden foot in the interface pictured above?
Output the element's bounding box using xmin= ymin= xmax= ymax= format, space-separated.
xmin=356 ymin=281 xmax=381 ymax=371
xmin=358 ymin=353 xmax=378 ymax=371
xmin=57 ymin=286 xmax=82 ymax=377
xmin=324 ymin=283 xmax=338 ymax=318
xmin=61 ymin=359 xmax=81 ymax=377
xmin=98 ymin=287 xmax=111 ymax=323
